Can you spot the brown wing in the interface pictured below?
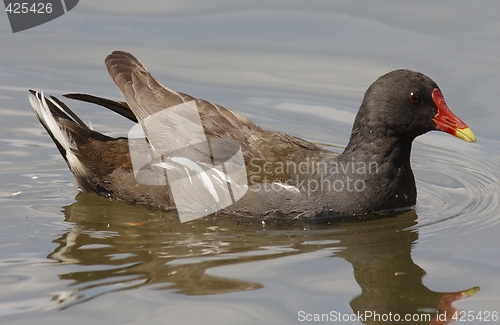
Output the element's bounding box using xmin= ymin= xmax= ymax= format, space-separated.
xmin=104 ymin=51 xmax=331 ymax=187
xmin=88 ymin=51 xmax=330 ymax=188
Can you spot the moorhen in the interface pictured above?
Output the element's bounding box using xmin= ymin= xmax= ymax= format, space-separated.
xmin=30 ymin=50 xmax=475 ymax=221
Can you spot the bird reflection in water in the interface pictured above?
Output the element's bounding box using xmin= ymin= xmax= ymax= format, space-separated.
xmin=48 ymin=192 xmax=478 ymax=324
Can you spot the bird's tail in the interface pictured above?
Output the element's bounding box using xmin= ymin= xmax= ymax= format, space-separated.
xmin=29 ymin=90 xmax=95 ymax=178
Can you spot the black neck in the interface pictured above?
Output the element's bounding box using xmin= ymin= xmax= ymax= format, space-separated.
xmin=326 ymin=125 xmax=417 ymax=214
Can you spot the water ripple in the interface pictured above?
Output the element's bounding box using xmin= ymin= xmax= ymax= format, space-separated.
xmin=412 ymin=135 xmax=500 ymax=235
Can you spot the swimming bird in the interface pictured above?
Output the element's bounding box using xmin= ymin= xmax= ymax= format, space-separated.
xmin=30 ymin=50 xmax=475 ymax=221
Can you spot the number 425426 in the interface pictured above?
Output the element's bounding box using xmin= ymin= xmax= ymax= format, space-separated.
xmin=5 ymin=2 xmax=53 ymax=14
xmin=452 ymin=311 xmax=498 ymax=322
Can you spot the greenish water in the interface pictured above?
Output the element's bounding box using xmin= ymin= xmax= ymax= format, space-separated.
xmin=1 ymin=1 xmax=499 ymax=324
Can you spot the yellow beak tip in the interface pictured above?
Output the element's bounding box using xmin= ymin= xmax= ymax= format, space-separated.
xmin=456 ymin=127 xmax=476 ymax=143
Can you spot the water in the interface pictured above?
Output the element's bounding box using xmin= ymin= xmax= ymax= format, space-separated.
xmin=1 ymin=1 xmax=499 ymax=324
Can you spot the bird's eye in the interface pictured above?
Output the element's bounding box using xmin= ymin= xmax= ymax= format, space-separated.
xmin=408 ymin=92 xmax=421 ymax=105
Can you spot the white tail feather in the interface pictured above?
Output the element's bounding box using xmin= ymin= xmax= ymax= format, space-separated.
xmin=29 ymin=91 xmax=87 ymax=175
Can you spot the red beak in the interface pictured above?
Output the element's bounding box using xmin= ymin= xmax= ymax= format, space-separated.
xmin=432 ymin=88 xmax=476 ymax=142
